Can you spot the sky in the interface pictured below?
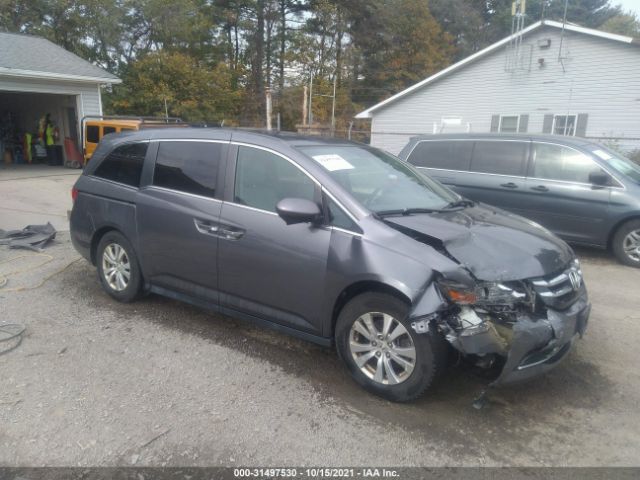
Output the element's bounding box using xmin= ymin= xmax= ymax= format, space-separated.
xmin=614 ymin=0 xmax=640 ymax=15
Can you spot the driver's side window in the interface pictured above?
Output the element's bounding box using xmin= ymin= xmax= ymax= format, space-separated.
xmin=531 ymin=143 xmax=608 ymax=184
xmin=234 ymin=146 xmax=316 ymax=213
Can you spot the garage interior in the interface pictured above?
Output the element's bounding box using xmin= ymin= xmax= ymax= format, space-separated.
xmin=0 ymin=91 xmax=83 ymax=167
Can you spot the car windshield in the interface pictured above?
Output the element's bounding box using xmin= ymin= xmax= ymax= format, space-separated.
xmin=591 ymin=147 xmax=640 ymax=184
xmin=297 ymin=145 xmax=458 ymax=213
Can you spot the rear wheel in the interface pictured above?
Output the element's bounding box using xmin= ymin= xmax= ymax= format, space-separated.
xmin=612 ymin=220 xmax=640 ymax=268
xmin=96 ymin=231 xmax=142 ymax=302
xmin=335 ymin=292 xmax=448 ymax=402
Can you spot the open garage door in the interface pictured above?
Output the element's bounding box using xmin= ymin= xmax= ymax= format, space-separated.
xmin=0 ymin=91 xmax=82 ymax=167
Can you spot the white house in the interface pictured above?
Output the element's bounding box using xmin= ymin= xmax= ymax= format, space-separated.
xmin=0 ymin=32 xmax=120 ymax=162
xmin=356 ymin=20 xmax=640 ymax=155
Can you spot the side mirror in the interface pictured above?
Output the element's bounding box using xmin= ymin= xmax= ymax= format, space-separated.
xmin=276 ymin=198 xmax=322 ymax=226
xmin=589 ymin=171 xmax=610 ymax=186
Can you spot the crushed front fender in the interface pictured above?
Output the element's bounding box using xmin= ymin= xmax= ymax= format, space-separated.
xmin=408 ymin=279 xmax=591 ymax=386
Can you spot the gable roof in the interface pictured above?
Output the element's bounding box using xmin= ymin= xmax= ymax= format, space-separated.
xmin=0 ymin=32 xmax=120 ymax=84
xmin=355 ymin=20 xmax=636 ymax=119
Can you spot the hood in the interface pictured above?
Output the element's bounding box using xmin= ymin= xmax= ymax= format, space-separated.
xmin=384 ymin=204 xmax=573 ymax=281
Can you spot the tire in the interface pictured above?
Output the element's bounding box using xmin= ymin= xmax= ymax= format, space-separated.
xmin=612 ymin=220 xmax=640 ymax=268
xmin=335 ymin=292 xmax=448 ymax=402
xmin=96 ymin=231 xmax=142 ymax=302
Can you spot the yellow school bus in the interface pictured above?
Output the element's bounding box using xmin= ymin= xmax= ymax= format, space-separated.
xmin=82 ymin=116 xmax=185 ymax=163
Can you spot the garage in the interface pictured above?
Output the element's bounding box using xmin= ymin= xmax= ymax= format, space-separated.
xmin=0 ymin=32 xmax=120 ymax=168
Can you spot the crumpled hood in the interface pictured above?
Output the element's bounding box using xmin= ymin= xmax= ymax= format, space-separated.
xmin=384 ymin=204 xmax=574 ymax=281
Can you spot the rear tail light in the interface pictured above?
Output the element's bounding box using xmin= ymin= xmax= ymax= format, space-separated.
xmin=71 ymin=187 xmax=78 ymax=203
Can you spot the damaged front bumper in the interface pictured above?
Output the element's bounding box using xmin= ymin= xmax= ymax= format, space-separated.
xmin=490 ymin=289 xmax=590 ymax=385
xmin=412 ymin=284 xmax=591 ymax=386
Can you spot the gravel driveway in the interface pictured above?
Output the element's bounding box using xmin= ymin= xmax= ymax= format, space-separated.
xmin=0 ymin=234 xmax=638 ymax=467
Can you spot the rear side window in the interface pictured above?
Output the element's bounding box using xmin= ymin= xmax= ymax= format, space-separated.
xmin=86 ymin=125 xmax=99 ymax=143
xmin=153 ymin=141 xmax=222 ymax=198
xmin=93 ymin=142 xmax=148 ymax=187
xmin=407 ymin=141 xmax=472 ymax=171
xmin=103 ymin=126 xmax=117 ymax=135
xmin=470 ymin=141 xmax=528 ymax=176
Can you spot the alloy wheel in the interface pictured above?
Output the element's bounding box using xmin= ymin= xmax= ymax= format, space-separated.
xmin=102 ymin=243 xmax=131 ymax=291
xmin=623 ymin=229 xmax=640 ymax=263
xmin=349 ymin=312 xmax=416 ymax=385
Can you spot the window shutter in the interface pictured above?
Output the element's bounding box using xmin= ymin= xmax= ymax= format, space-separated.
xmin=518 ymin=114 xmax=529 ymax=133
xmin=575 ymin=113 xmax=589 ymax=137
xmin=490 ymin=115 xmax=500 ymax=132
xmin=542 ymin=114 xmax=554 ymax=134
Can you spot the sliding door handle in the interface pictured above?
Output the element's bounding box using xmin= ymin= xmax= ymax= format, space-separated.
xmin=500 ymin=182 xmax=518 ymax=189
xmin=530 ymin=185 xmax=549 ymax=192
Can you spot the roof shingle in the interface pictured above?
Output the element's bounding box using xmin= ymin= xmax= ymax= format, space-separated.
xmin=0 ymin=32 xmax=120 ymax=83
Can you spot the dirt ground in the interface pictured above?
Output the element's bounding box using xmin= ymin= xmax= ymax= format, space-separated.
xmin=0 ymin=166 xmax=639 ymax=467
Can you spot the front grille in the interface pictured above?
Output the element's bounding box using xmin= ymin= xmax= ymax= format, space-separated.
xmin=530 ymin=260 xmax=583 ymax=310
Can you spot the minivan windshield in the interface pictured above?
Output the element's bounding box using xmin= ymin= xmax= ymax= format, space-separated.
xmin=591 ymin=147 xmax=640 ymax=184
xmin=297 ymin=145 xmax=458 ymax=213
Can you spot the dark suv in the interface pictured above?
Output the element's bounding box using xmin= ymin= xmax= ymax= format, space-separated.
xmin=70 ymin=129 xmax=590 ymax=402
xmin=400 ymin=133 xmax=640 ymax=267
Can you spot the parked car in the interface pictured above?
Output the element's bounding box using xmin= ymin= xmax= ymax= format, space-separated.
xmin=399 ymin=133 xmax=640 ymax=268
xmin=81 ymin=115 xmax=185 ymax=164
xmin=70 ymin=129 xmax=590 ymax=402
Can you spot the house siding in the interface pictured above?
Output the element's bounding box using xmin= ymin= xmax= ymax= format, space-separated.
xmin=0 ymin=76 xmax=103 ymax=117
xmin=369 ymin=26 xmax=640 ymax=155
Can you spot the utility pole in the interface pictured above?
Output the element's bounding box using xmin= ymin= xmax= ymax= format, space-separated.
xmin=302 ymin=85 xmax=308 ymax=126
xmin=265 ymin=88 xmax=272 ymax=131
xmin=330 ymin=74 xmax=337 ymax=136
xmin=308 ymin=74 xmax=313 ymax=126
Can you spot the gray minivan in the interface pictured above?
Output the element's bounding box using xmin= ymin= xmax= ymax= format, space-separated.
xmin=70 ymin=129 xmax=590 ymax=402
xmin=400 ymin=134 xmax=640 ymax=267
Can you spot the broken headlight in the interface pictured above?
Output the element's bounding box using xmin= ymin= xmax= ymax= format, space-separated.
xmin=437 ymin=279 xmax=528 ymax=306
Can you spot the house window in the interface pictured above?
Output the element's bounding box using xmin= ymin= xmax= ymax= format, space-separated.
xmin=553 ymin=115 xmax=577 ymax=136
xmin=499 ymin=115 xmax=520 ymax=133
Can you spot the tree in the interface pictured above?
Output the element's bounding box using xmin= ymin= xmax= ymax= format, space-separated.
xmin=347 ymin=0 xmax=453 ymax=104
xmin=0 ymin=0 xmax=47 ymax=33
xmin=430 ymin=0 xmax=623 ymax=62
xmin=429 ymin=0 xmax=487 ymax=59
xmin=601 ymin=11 xmax=640 ymax=36
xmin=105 ymin=51 xmax=242 ymax=123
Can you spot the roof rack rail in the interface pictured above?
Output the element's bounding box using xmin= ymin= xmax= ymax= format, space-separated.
xmin=81 ymin=114 xmax=185 ymax=124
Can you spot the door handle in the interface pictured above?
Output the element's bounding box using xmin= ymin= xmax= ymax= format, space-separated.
xmin=194 ymin=219 xmax=219 ymax=235
xmin=530 ymin=185 xmax=549 ymax=192
xmin=221 ymin=228 xmax=244 ymax=240
xmin=500 ymin=182 xmax=518 ymax=189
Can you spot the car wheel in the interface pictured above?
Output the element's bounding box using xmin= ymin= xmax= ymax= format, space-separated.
xmin=96 ymin=231 xmax=142 ymax=302
xmin=335 ymin=292 xmax=448 ymax=402
xmin=612 ymin=220 xmax=640 ymax=268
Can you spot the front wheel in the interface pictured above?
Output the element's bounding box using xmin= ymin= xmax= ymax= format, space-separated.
xmin=96 ymin=231 xmax=142 ymax=302
xmin=612 ymin=220 xmax=640 ymax=268
xmin=335 ymin=292 xmax=448 ymax=402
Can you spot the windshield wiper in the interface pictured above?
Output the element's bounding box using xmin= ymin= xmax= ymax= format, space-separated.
xmin=443 ymin=199 xmax=475 ymax=209
xmin=374 ymin=207 xmax=442 ymax=217
xmin=374 ymin=200 xmax=475 ymax=218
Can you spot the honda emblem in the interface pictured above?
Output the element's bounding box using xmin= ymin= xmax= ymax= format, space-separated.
xmin=568 ymin=269 xmax=582 ymax=291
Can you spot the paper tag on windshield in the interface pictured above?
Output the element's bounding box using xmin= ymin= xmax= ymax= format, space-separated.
xmin=312 ymin=154 xmax=354 ymax=172
xmin=592 ymin=149 xmax=613 ymax=160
